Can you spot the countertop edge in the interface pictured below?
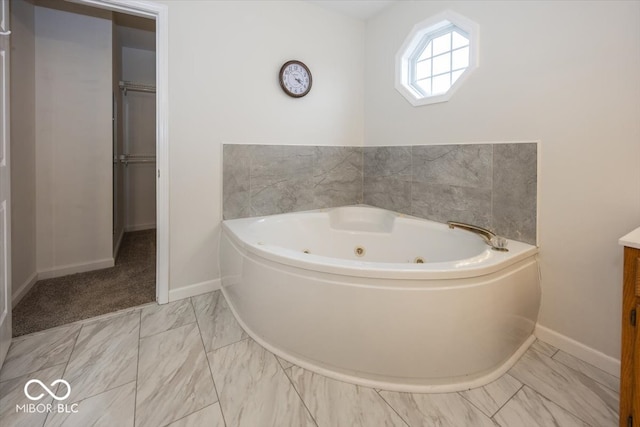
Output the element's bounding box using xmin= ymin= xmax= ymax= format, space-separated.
xmin=619 ymin=226 xmax=640 ymax=249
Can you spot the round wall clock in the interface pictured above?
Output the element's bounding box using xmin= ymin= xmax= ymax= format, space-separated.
xmin=279 ymin=60 xmax=312 ymax=98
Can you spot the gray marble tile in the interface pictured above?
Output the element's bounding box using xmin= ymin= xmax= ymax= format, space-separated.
xmin=412 ymin=144 xmax=492 ymax=189
xmin=553 ymin=350 xmax=620 ymax=392
xmin=289 ymin=366 xmax=406 ymax=427
xmin=223 ymin=144 xmax=252 ymax=220
xmin=0 ymin=324 xmax=81 ymax=382
xmin=509 ymin=348 xmax=618 ymax=426
xmin=531 ymin=340 xmax=558 ymax=358
xmin=492 ymin=143 xmax=537 ymax=244
xmin=313 ymin=146 xmax=363 ymax=208
xmin=494 ymin=386 xmax=589 ymax=427
xmin=209 ymin=338 xmax=315 ymax=427
xmin=44 ymin=381 xmax=136 ymax=427
xmin=379 ymin=390 xmax=497 ymax=427
xmin=140 ymin=299 xmax=196 ymax=338
xmin=166 ymin=403 xmax=225 ymax=427
xmin=459 ymin=373 xmax=522 ymax=417
xmin=249 ymin=145 xmax=315 ymax=216
xmin=363 ymin=176 xmax=411 ymax=214
xmin=136 ymin=322 xmax=217 ymax=427
xmin=63 ymin=311 xmax=139 ymax=403
xmin=192 ymin=290 xmax=247 ymax=353
xmin=411 ymin=181 xmax=492 ymax=228
xmin=0 ymin=364 xmax=66 ymax=427
xmin=363 ymin=146 xmax=412 ymax=178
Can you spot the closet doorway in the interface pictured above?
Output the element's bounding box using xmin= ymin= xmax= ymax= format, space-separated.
xmin=9 ymin=0 xmax=169 ymax=336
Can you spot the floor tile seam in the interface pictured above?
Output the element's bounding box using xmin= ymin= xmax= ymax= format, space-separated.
xmin=374 ymin=389 xmax=411 ymax=427
xmin=485 ymin=382 xmax=525 ymax=421
xmin=550 ymin=353 xmax=620 ymax=394
xmin=138 ymin=319 xmax=198 ymax=341
xmin=512 ymin=383 xmax=599 ymax=427
xmin=209 ymin=336 xmax=251 ymax=354
xmin=457 ymin=386 xmax=509 ymax=419
xmin=281 ymin=362 xmax=320 ymax=427
xmin=190 ymin=297 xmax=227 ymax=427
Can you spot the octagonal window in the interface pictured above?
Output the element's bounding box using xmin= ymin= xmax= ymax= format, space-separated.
xmin=396 ymin=11 xmax=479 ymax=106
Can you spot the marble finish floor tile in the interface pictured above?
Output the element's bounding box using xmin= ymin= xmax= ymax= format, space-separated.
xmin=0 ymin=364 xmax=66 ymax=427
xmin=552 ymin=350 xmax=620 ymax=392
xmin=140 ymin=299 xmax=196 ymax=338
xmin=0 ymin=324 xmax=81 ymax=382
xmin=136 ymin=322 xmax=217 ymax=427
xmin=531 ymin=339 xmax=558 ymax=358
xmin=63 ymin=311 xmax=140 ymax=403
xmin=289 ymin=366 xmax=407 ymax=427
xmin=44 ymin=381 xmax=136 ymax=427
xmin=192 ymin=291 xmax=247 ymax=352
xmin=509 ymin=348 xmax=618 ymax=426
xmin=379 ymin=391 xmax=498 ymax=427
xmin=166 ymin=403 xmax=226 ymax=427
xmin=494 ymin=386 xmax=589 ymax=427
xmin=210 ymin=338 xmax=315 ymax=427
xmin=277 ymin=356 xmax=294 ymax=370
xmin=459 ymin=373 xmax=523 ymax=417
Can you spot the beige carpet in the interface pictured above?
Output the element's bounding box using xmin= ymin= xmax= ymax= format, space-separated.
xmin=12 ymin=230 xmax=156 ymax=337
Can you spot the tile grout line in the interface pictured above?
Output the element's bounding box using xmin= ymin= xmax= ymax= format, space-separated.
xmin=281 ymin=364 xmax=320 ymax=427
xmin=374 ymin=389 xmax=411 ymax=427
xmin=456 ymin=386 xmax=508 ymax=420
xmin=550 ymin=353 xmax=619 ymax=393
xmin=191 ymin=296 xmax=228 ymax=427
xmin=487 ymin=382 xmax=525 ymax=423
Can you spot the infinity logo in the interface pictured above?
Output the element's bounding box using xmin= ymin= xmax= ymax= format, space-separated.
xmin=24 ymin=379 xmax=71 ymax=401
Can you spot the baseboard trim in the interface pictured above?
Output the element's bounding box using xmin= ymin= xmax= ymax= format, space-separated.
xmin=125 ymin=223 xmax=156 ymax=232
xmin=168 ymin=279 xmax=221 ymax=302
xmin=534 ymin=324 xmax=620 ymax=377
xmin=38 ymin=258 xmax=115 ymax=281
xmin=12 ymin=272 xmax=39 ymax=307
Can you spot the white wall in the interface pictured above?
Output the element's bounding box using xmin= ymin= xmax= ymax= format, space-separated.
xmin=10 ymin=0 xmax=37 ymax=302
xmin=155 ymin=0 xmax=365 ymax=291
xmin=364 ymin=0 xmax=640 ymax=361
xmin=35 ymin=5 xmax=114 ymax=276
xmin=122 ymin=46 xmax=156 ymax=231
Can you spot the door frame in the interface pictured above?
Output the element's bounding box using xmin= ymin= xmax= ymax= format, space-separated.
xmin=70 ymin=0 xmax=169 ymax=303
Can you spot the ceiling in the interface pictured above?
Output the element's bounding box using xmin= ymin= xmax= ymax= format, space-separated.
xmin=306 ymin=0 xmax=398 ymax=21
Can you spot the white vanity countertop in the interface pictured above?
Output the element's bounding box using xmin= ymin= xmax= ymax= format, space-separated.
xmin=620 ymin=226 xmax=640 ymax=249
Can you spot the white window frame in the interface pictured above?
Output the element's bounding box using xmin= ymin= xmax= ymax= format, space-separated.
xmin=395 ymin=10 xmax=479 ymax=106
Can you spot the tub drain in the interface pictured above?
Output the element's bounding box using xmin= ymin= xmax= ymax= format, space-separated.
xmin=414 ymin=257 xmax=425 ymax=264
xmin=354 ymin=246 xmax=366 ymax=257
xmin=302 ymin=249 xmax=311 ymax=254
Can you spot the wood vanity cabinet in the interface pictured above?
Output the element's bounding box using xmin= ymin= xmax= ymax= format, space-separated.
xmin=621 ymin=245 xmax=640 ymax=427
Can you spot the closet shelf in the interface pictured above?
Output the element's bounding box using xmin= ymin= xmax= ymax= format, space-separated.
xmin=119 ymin=81 xmax=156 ymax=95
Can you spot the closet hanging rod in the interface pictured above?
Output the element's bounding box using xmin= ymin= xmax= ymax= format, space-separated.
xmin=119 ymin=81 xmax=156 ymax=95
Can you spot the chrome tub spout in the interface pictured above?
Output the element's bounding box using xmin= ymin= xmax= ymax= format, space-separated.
xmin=447 ymin=221 xmax=509 ymax=252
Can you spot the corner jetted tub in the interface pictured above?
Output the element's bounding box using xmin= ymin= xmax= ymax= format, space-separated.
xmin=220 ymin=206 xmax=540 ymax=392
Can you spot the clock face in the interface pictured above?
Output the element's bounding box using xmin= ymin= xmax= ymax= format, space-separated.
xmin=279 ymin=61 xmax=312 ymax=98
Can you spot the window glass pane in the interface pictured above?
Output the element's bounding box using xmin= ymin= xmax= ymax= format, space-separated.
xmin=452 ymin=47 xmax=469 ymax=70
xmin=432 ymin=53 xmax=451 ymax=75
xmin=418 ymin=41 xmax=433 ymax=61
xmin=416 ymin=59 xmax=432 ymax=80
xmin=452 ymin=31 xmax=469 ymax=49
xmin=432 ymin=33 xmax=451 ymax=56
xmin=432 ymin=74 xmax=450 ymax=94
xmin=451 ymin=69 xmax=465 ymax=85
xmin=416 ymin=78 xmax=432 ymax=95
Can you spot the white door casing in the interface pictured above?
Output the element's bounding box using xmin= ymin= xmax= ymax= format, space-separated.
xmin=0 ymin=0 xmax=12 ymax=367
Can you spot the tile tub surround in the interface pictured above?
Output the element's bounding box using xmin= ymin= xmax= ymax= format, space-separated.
xmin=0 ymin=296 xmax=619 ymax=427
xmin=223 ymin=142 xmax=537 ymax=244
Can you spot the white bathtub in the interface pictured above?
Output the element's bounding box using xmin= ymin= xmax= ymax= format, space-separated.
xmin=220 ymin=206 xmax=540 ymax=392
